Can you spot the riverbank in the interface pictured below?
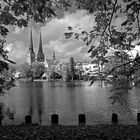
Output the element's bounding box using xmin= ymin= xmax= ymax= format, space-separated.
xmin=0 ymin=124 xmax=140 ymax=140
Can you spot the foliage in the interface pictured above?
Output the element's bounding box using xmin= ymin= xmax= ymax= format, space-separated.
xmin=31 ymin=62 xmax=45 ymax=79
xmin=50 ymin=71 xmax=62 ymax=80
xmin=19 ymin=63 xmax=32 ymax=78
xmin=1 ymin=66 xmax=16 ymax=79
xmin=64 ymin=0 xmax=140 ymax=104
xmin=65 ymin=0 xmax=140 ymax=75
xmin=61 ymin=63 xmax=71 ymax=81
xmin=69 ymin=57 xmax=76 ymax=81
xmin=19 ymin=62 xmax=45 ymax=79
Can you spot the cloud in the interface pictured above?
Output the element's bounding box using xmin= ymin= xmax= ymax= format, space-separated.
xmin=6 ymin=41 xmax=28 ymax=65
xmin=4 ymin=43 xmax=13 ymax=52
xmin=61 ymin=10 xmax=95 ymax=31
xmin=40 ymin=10 xmax=94 ymax=43
xmin=7 ymin=10 xmax=94 ymax=65
xmin=13 ymin=27 xmax=25 ymax=34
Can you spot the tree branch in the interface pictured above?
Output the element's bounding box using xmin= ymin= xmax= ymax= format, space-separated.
xmin=105 ymin=56 xmax=140 ymax=76
xmin=136 ymin=11 xmax=140 ymax=38
xmin=101 ymin=0 xmax=118 ymax=37
xmin=108 ymin=0 xmax=118 ymax=34
xmin=3 ymin=0 xmax=13 ymax=6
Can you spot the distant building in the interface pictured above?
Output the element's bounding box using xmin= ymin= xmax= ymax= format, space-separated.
xmin=26 ymin=29 xmax=35 ymax=65
xmin=37 ymin=32 xmax=45 ymax=62
xmin=26 ymin=29 xmax=101 ymax=80
xmin=14 ymin=71 xmax=21 ymax=78
xmin=76 ymin=62 xmax=99 ymax=76
xmin=26 ymin=29 xmax=57 ymax=66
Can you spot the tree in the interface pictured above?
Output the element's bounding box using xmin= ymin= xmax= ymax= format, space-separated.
xmin=65 ymin=0 xmax=140 ymax=74
xmin=61 ymin=63 xmax=71 ymax=81
xmin=1 ymin=66 xmax=16 ymax=79
xmin=19 ymin=63 xmax=32 ymax=78
xmin=69 ymin=57 xmax=76 ymax=81
xmin=31 ymin=62 xmax=45 ymax=79
xmin=50 ymin=71 xmax=62 ymax=80
xmin=64 ymin=0 xmax=140 ymax=104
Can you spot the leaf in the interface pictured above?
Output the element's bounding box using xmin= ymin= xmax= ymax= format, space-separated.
xmin=126 ymin=3 xmax=133 ymax=11
xmin=137 ymin=42 xmax=140 ymax=45
xmin=75 ymin=33 xmax=79 ymax=39
xmin=0 ymin=60 xmax=9 ymax=73
xmin=90 ymin=49 xmax=98 ymax=58
xmin=68 ymin=26 xmax=72 ymax=30
xmin=81 ymin=31 xmax=87 ymax=35
xmin=90 ymin=79 xmax=95 ymax=86
xmin=4 ymin=6 xmax=10 ymax=12
xmin=121 ymin=20 xmax=128 ymax=26
xmin=64 ymin=32 xmax=73 ymax=39
xmin=88 ymin=45 xmax=95 ymax=53
xmin=86 ymin=38 xmax=93 ymax=46
xmin=0 ymin=26 xmax=9 ymax=36
xmin=83 ymin=37 xmax=88 ymax=42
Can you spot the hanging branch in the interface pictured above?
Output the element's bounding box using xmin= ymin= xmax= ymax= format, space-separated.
xmin=101 ymin=0 xmax=118 ymax=37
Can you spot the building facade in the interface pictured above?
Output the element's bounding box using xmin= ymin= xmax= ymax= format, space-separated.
xmin=26 ymin=29 xmax=35 ymax=65
xmin=26 ymin=29 xmax=55 ymax=66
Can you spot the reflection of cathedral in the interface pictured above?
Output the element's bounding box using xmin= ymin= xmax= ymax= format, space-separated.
xmin=26 ymin=29 xmax=57 ymax=67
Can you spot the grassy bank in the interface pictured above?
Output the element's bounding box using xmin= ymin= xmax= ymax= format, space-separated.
xmin=0 ymin=124 xmax=140 ymax=140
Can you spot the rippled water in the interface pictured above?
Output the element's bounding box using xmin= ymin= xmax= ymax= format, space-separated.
xmin=0 ymin=80 xmax=140 ymax=125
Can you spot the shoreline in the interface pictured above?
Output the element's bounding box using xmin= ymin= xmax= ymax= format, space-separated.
xmin=0 ymin=124 xmax=140 ymax=139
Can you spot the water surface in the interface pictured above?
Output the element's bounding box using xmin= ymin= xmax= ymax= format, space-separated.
xmin=0 ymin=81 xmax=140 ymax=125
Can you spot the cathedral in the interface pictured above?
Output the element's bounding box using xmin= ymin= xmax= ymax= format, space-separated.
xmin=26 ymin=29 xmax=56 ymax=66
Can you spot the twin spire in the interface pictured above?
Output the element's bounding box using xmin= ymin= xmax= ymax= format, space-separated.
xmin=27 ymin=29 xmax=56 ymax=64
xmin=29 ymin=29 xmax=34 ymax=51
xmin=37 ymin=32 xmax=45 ymax=62
xmin=28 ymin=29 xmax=44 ymax=63
xmin=28 ymin=29 xmax=35 ymax=64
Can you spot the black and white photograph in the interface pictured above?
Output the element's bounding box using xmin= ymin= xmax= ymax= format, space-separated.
xmin=0 ymin=0 xmax=140 ymax=139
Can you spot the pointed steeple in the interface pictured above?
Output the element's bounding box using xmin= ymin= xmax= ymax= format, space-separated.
xmin=26 ymin=29 xmax=35 ymax=65
xmin=135 ymin=52 xmax=140 ymax=59
xmin=134 ymin=52 xmax=140 ymax=64
xmin=37 ymin=32 xmax=45 ymax=62
xmin=29 ymin=29 xmax=34 ymax=51
xmin=53 ymin=50 xmax=56 ymax=61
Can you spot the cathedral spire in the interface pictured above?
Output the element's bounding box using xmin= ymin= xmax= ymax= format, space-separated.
xmin=135 ymin=52 xmax=140 ymax=59
xmin=53 ymin=50 xmax=55 ymax=61
xmin=37 ymin=32 xmax=45 ymax=62
xmin=26 ymin=29 xmax=35 ymax=65
xmin=29 ymin=29 xmax=33 ymax=50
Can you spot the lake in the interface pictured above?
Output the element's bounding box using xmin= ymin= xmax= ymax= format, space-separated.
xmin=0 ymin=80 xmax=140 ymax=125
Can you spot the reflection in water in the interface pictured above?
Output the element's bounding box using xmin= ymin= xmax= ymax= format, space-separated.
xmin=5 ymin=107 xmax=15 ymax=121
xmin=0 ymin=102 xmax=16 ymax=123
xmin=0 ymin=81 xmax=140 ymax=125
xmin=28 ymin=88 xmax=33 ymax=116
xmin=35 ymin=83 xmax=44 ymax=124
xmin=27 ymin=82 xmax=44 ymax=124
xmin=0 ymin=102 xmax=4 ymax=122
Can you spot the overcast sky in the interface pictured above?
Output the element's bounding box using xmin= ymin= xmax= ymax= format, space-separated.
xmin=5 ymin=10 xmax=96 ymax=66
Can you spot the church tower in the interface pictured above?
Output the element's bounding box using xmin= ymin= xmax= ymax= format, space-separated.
xmin=37 ymin=32 xmax=45 ymax=62
xmin=26 ymin=29 xmax=35 ymax=65
xmin=53 ymin=50 xmax=56 ymax=61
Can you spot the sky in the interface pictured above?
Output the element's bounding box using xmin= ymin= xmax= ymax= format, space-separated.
xmin=5 ymin=10 xmax=95 ymax=66
xmin=4 ymin=8 xmax=140 ymax=66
